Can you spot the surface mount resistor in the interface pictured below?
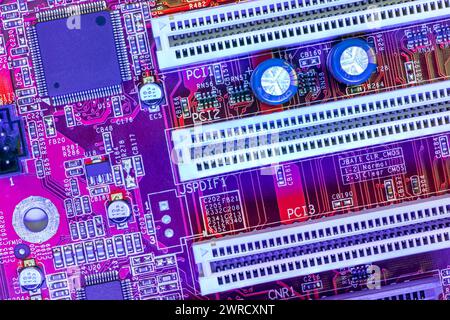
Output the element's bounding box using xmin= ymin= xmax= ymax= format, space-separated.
xmin=84 ymin=241 xmax=96 ymax=263
xmin=90 ymin=185 xmax=110 ymax=196
xmin=31 ymin=140 xmax=41 ymax=158
xmin=106 ymin=239 xmax=116 ymax=258
xmin=133 ymin=59 xmax=142 ymax=75
xmin=70 ymin=223 xmax=79 ymax=240
xmin=64 ymin=159 xmax=83 ymax=169
xmin=112 ymin=97 xmax=123 ymax=117
xmin=133 ymin=155 xmax=145 ymax=176
xmin=17 ymin=0 xmax=27 ymax=11
xmin=142 ymin=3 xmax=151 ymax=20
xmin=63 ymin=245 xmax=75 ymax=266
xmin=52 ymin=247 xmax=65 ymax=269
xmin=17 ymin=96 xmax=35 ymax=106
xmin=140 ymin=287 xmax=158 ymax=296
xmin=145 ymin=214 xmax=155 ymax=234
xmin=213 ymin=64 xmax=224 ymax=85
xmin=27 ymin=121 xmax=38 ymax=140
xmin=12 ymin=57 xmax=28 ymax=68
xmin=70 ymin=179 xmax=80 ymax=197
xmin=103 ymin=132 xmax=114 ymax=153
xmin=0 ymin=3 xmax=18 ymax=12
xmin=3 ymin=19 xmax=22 ymax=29
xmin=73 ymin=197 xmax=83 ymax=216
xmin=16 ymin=88 xmax=36 ymax=98
xmin=275 ymin=166 xmax=286 ymax=187
xmin=134 ymin=265 xmax=153 ymax=276
xmin=64 ymin=199 xmax=74 ymax=218
xmin=74 ymin=243 xmax=86 ymax=264
xmin=35 ymin=159 xmax=45 ymax=178
xmin=95 ymin=239 xmax=107 ymax=260
xmin=50 ymin=281 xmax=67 ymax=290
xmin=181 ymin=98 xmax=191 ymax=118
xmin=439 ymin=135 xmax=450 ymax=157
xmin=114 ymin=236 xmax=126 ymax=257
xmin=112 ymin=165 xmax=124 ymax=186
xmin=64 ymin=166 xmax=82 ymax=179
xmin=78 ymin=221 xmax=87 ymax=239
xmin=64 ymin=106 xmax=76 ymax=127
xmin=10 ymin=47 xmax=28 ymax=56
xmin=137 ymin=33 xmax=148 ymax=54
xmin=0 ymin=36 xmax=4 ymax=55
xmin=133 ymin=233 xmax=144 ymax=252
xmin=302 ymin=281 xmax=323 ymax=292
xmin=129 ymin=36 xmax=139 ymax=55
xmin=48 ymin=273 xmax=66 ymax=282
xmin=81 ymin=196 xmax=92 ymax=214
xmin=123 ymin=3 xmax=141 ymax=11
xmin=21 ymin=67 xmax=32 ymax=86
xmin=122 ymin=158 xmax=138 ymax=189
xmin=158 ymin=273 xmax=177 ymax=283
xmin=411 ymin=175 xmax=421 ymax=195
xmin=139 ymin=278 xmax=157 ymax=287
xmin=125 ymin=234 xmax=135 ymax=255
xmin=86 ymin=219 xmax=96 ymax=238
xmin=384 ymin=179 xmax=396 ymax=201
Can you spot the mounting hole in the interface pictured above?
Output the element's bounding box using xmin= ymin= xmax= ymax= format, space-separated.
xmin=13 ymin=196 xmax=60 ymax=243
xmin=164 ymin=228 xmax=174 ymax=238
xmin=23 ymin=208 xmax=49 ymax=233
xmin=14 ymin=243 xmax=31 ymax=259
xmin=162 ymin=214 xmax=171 ymax=225
xmin=96 ymin=16 xmax=106 ymax=26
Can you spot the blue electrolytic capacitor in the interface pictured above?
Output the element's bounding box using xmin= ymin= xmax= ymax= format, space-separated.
xmin=19 ymin=266 xmax=45 ymax=291
xmin=250 ymin=58 xmax=298 ymax=105
xmin=327 ymin=38 xmax=377 ymax=85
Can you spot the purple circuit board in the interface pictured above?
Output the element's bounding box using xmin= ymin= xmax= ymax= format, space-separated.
xmin=1 ymin=0 xmax=450 ymax=301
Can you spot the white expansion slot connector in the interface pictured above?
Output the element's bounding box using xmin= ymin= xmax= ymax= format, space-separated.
xmin=172 ymin=80 xmax=450 ymax=181
xmin=323 ymin=276 xmax=443 ymax=300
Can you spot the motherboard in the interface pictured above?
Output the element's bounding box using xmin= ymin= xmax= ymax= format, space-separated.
xmin=1 ymin=0 xmax=450 ymax=301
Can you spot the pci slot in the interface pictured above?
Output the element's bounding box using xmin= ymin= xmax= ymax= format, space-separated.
xmin=152 ymin=0 xmax=450 ymax=69
xmin=323 ymin=276 xmax=443 ymax=300
xmin=172 ymin=80 xmax=450 ymax=181
xmin=193 ymin=195 xmax=450 ymax=295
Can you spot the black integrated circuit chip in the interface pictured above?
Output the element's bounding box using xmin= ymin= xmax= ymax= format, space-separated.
xmin=77 ymin=271 xmax=132 ymax=300
xmin=29 ymin=4 xmax=130 ymax=105
xmin=84 ymin=155 xmax=114 ymax=187
xmin=85 ymin=280 xmax=124 ymax=300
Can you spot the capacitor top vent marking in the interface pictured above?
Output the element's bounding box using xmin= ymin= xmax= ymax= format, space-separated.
xmin=327 ymin=38 xmax=377 ymax=85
